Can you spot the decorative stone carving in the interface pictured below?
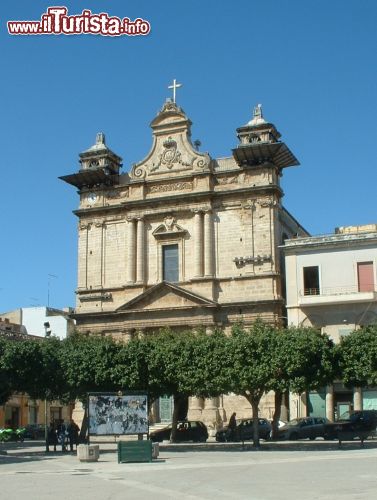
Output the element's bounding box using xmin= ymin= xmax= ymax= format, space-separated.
xmin=130 ymin=100 xmax=211 ymax=179
xmin=242 ymin=199 xmax=256 ymax=210
xmin=233 ymin=255 xmax=272 ymax=267
xmin=148 ymin=181 xmax=192 ymax=194
xmin=217 ymin=175 xmax=239 ymax=185
xmin=79 ymin=292 xmax=112 ymax=302
xmin=106 ymin=188 xmax=129 ymax=199
xmin=153 ymin=217 xmax=187 ymax=239
xmin=160 ymin=99 xmax=179 ymax=113
xmin=158 ymin=137 xmax=190 ymax=169
xmin=258 ymin=197 xmax=277 ymax=208
xmin=164 ymin=215 xmax=175 ymax=231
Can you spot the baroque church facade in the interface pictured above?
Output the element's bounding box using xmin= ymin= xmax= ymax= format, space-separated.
xmin=61 ymin=95 xmax=307 ymax=426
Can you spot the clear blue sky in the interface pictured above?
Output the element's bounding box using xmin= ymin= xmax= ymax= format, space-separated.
xmin=1 ymin=0 xmax=376 ymax=312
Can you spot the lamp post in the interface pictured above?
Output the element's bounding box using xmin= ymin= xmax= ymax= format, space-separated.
xmin=44 ymin=399 xmax=49 ymax=453
xmin=44 ymin=322 xmax=51 ymax=453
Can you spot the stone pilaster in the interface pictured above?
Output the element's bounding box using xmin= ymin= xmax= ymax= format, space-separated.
xmin=326 ymin=385 xmax=334 ymax=422
xmin=201 ymin=397 xmax=220 ymax=434
xmin=136 ymin=217 xmax=145 ymax=284
xmin=217 ymin=395 xmax=226 ymax=422
xmin=280 ymin=393 xmax=289 ymax=422
xmin=301 ymin=392 xmax=308 ymax=418
xmin=127 ymin=218 xmax=136 ymax=283
xmin=204 ymin=211 xmax=213 ymax=277
xmin=353 ymin=387 xmax=363 ymax=411
xmin=193 ymin=210 xmax=203 ymax=277
xmin=187 ymin=396 xmax=204 ymax=421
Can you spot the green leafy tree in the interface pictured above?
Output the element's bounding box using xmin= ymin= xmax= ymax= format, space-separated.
xmin=113 ymin=329 xmax=230 ymax=441
xmin=112 ymin=336 xmax=151 ymax=395
xmin=182 ymin=329 xmax=231 ymax=399
xmin=59 ymin=334 xmax=121 ymax=402
xmin=0 ymin=336 xmax=66 ymax=404
xmin=144 ymin=330 xmax=192 ymax=442
xmin=0 ymin=338 xmax=42 ymax=398
xmin=339 ymin=326 xmax=377 ymax=388
xmin=0 ymin=338 xmax=13 ymax=405
xmin=268 ymin=326 xmax=336 ymax=437
xmin=228 ymin=321 xmax=276 ymax=447
xmin=59 ymin=333 xmax=121 ymax=440
xmin=38 ymin=336 xmax=69 ymax=401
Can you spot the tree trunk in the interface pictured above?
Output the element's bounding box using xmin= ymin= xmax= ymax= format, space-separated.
xmin=170 ymin=394 xmax=181 ymax=443
xmin=79 ymin=406 xmax=88 ymax=443
xmin=250 ymin=398 xmax=260 ymax=448
xmin=271 ymin=390 xmax=283 ymax=439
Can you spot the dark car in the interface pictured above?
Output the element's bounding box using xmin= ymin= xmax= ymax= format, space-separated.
xmin=216 ymin=418 xmax=272 ymax=442
xmin=276 ymin=417 xmax=329 ymax=440
xmin=24 ymin=424 xmax=46 ymax=440
xmin=323 ymin=410 xmax=377 ymax=441
xmin=150 ymin=420 xmax=208 ymax=443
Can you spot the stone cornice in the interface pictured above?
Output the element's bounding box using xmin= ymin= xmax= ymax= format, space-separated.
xmin=283 ymin=231 xmax=377 ymax=252
xmin=71 ymin=297 xmax=284 ymax=320
xmin=73 ymin=184 xmax=283 ymax=217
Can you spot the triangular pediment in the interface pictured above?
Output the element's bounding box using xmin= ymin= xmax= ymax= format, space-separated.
xmin=152 ymin=216 xmax=187 ymax=239
xmin=117 ymin=282 xmax=217 ymax=312
xmin=130 ymin=100 xmax=212 ymax=180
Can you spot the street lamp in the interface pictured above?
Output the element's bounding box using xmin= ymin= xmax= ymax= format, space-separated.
xmin=43 ymin=322 xmax=51 ymax=452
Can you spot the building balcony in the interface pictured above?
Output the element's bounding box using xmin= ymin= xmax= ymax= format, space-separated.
xmin=298 ymin=286 xmax=377 ymax=307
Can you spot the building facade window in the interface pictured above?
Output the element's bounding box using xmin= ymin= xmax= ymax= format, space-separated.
xmin=163 ymin=244 xmax=179 ymax=282
xmin=357 ymin=261 xmax=375 ymax=292
xmin=29 ymin=405 xmax=38 ymax=425
xmin=303 ymin=266 xmax=320 ymax=295
xmin=50 ymin=407 xmax=62 ymax=423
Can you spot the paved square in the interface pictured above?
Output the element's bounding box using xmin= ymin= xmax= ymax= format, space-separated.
xmin=1 ymin=441 xmax=377 ymax=499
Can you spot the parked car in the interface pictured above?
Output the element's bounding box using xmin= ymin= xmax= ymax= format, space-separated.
xmin=24 ymin=424 xmax=46 ymax=440
xmin=216 ymin=418 xmax=272 ymax=442
xmin=270 ymin=420 xmax=287 ymax=429
xmin=323 ymin=410 xmax=377 ymax=441
xmin=150 ymin=421 xmax=208 ymax=443
xmin=276 ymin=417 xmax=329 ymax=440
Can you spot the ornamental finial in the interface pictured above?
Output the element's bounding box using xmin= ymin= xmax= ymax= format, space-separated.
xmin=96 ymin=132 xmax=106 ymax=145
xmin=253 ymin=104 xmax=263 ymax=119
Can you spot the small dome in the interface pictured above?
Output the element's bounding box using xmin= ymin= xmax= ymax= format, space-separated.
xmin=246 ymin=104 xmax=266 ymax=126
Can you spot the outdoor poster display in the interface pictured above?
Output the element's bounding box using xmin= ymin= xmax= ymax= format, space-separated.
xmin=88 ymin=393 xmax=148 ymax=436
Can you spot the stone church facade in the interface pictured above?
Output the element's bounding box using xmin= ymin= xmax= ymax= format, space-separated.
xmin=61 ymin=98 xmax=307 ymax=428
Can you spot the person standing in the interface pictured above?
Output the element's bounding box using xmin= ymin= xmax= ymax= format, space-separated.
xmin=57 ymin=420 xmax=67 ymax=452
xmin=227 ymin=412 xmax=237 ymax=441
xmin=67 ymin=419 xmax=80 ymax=452
xmin=47 ymin=423 xmax=58 ymax=452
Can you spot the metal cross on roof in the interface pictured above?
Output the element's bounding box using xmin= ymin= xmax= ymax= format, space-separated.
xmin=168 ymin=79 xmax=182 ymax=103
